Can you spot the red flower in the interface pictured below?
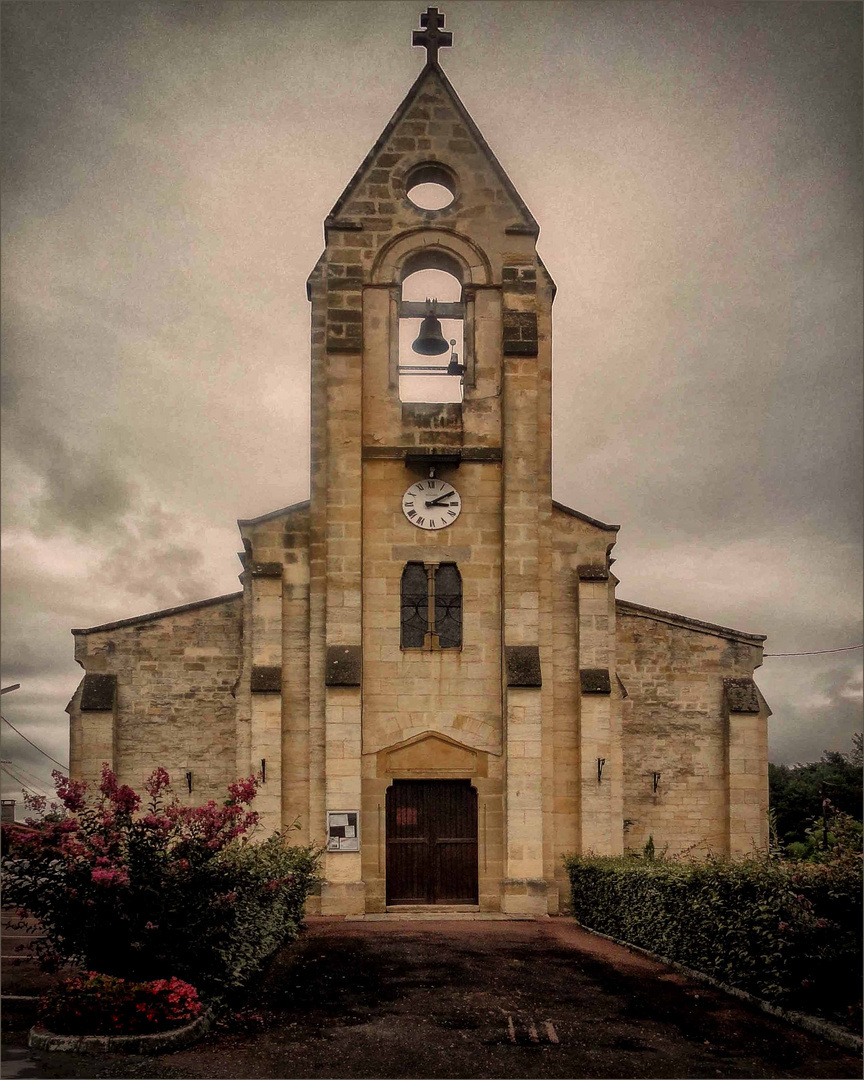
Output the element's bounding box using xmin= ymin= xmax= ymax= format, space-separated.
xmin=98 ymin=764 xmax=118 ymax=798
xmin=91 ymin=866 xmax=129 ymax=887
xmin=227 ymin=776 xmax=257 ymax=805
xmin=141 ymin=813 xmax=171 ymax=832
xmin=144 ymin=767 xmax=171 ymax=797
xmin=52 ymin=772 xmax=88 ymax=811
xmin=111 ymin=785 xmax=141 ymax=815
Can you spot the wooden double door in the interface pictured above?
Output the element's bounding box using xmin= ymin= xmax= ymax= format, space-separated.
xmin=386 ymin=780 xmax=478 ymax=905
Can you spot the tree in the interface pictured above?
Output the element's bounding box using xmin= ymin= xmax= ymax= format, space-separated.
xmin=769 ymin=735 xmax=863 ymax=850
xmin=850 ymin=731 xmax=863 ymax=769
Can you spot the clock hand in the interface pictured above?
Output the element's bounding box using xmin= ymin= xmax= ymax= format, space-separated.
xmin=425 ymin=493 xmax=454 ymax=507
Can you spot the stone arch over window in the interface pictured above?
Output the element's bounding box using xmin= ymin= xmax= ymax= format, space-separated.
xmin=373 ymin=230 xmax=491 ymax=395
xmin=371 ymin=228 xmax=491 ymax=287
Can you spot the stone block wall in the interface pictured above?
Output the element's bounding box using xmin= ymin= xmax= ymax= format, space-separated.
xmin=330 ymin=67 xmax=528 ymax=267
xmin=726 ymin=679 xmax=771 ymax=857
xmin=237 ymin=503 xmax=312 ymax=839
xmin=549 ymin=504 xmax=621 ymax=904
xmin=361 ymin=457 xmax=503 ymax=756
xmin=69 ymin=596 xmax=243 ymax=802
xmin=616 ymin=602 xmax=767 ymax=856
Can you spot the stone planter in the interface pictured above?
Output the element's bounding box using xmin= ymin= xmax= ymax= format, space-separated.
xmin=28 ymin=1008 xmax=211 ymax=1055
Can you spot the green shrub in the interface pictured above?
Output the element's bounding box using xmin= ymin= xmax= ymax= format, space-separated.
xmin=1 ymin=766 xmax=322 ymax=997
xmin=145 ymin=832 xmax=322 ymax=994
xmin=564 ymin=850 xmax=862 ymax=1026
xmin=784 ymin=809 xmax=863 ymax=862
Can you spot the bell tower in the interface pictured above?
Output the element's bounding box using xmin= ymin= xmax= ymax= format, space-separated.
xmin=307 ymin=7 xmax=559 ymax=915
xmin=67 ymin=7 xmax=769 ymax=920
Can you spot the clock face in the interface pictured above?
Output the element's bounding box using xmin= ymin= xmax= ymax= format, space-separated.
xmin=401 ymin=478 xmax=462 ymax=531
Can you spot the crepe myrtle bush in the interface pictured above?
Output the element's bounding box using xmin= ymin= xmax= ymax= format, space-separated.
xmin=1 ymin=766 xmax=321 ymax=996
xmin=564 ymin=844 xmax=862 ymax=1027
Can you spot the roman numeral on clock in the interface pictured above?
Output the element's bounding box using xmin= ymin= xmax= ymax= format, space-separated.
xmin=402 ymin=481 xmax=461 ymax=530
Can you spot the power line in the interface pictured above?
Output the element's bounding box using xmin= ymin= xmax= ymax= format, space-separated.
xmin=1 ymin=715 xmax=68 ymax=771
xmin=1 ymin=764 xmax=50 ymax=798
xmin=2 ymin=764 xmax=46 ymax=794
xmin=3 ymin=759 xmax=54 ymax=792
xmin=763 ymin=645 xmax=864 ymax=657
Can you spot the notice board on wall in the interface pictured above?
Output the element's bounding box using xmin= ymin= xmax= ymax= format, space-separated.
xmin=327 ymin=810 xmax=360 ymax=851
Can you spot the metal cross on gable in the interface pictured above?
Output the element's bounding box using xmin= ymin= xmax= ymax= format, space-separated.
xmin=412 ymin=7 xmax=453 ymax=64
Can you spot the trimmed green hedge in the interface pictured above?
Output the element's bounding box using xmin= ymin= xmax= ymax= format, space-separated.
xmin=564 ymin=854 xmax=862 ymax=1026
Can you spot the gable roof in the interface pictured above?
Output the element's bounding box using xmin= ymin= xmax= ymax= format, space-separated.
xmin=616 ymin=599 xmax=766 ymax=645
xmin=236 ymin=499 xmax=310 ymax=528
xmin=71 ymin=592 xmax=243 ymax=636
xmin=327 ymin=60 xmax=538 ymax=233
xmin=552 ymin=499 xmax=620 ymax=533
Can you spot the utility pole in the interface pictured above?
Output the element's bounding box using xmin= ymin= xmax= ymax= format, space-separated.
xmin=819 ymin=781 xmax=835 ymax=850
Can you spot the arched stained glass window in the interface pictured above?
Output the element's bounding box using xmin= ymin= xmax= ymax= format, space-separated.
xmin=401 ymin=563 xmax=429 ymax=649
xmin=434 ymin=563 xmax=462 ymax=649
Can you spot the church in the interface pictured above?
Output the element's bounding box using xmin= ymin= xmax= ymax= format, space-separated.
xmin=67 ymin=9 xmax=769 ymax=916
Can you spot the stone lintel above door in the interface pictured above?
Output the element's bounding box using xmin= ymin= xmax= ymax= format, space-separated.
xmin=376 ymin=730 xmax=488 ymax=779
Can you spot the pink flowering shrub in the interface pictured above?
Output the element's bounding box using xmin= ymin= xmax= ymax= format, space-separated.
xmin=39 ymin=972 xmax=202 ymax=1035
xmin=2 ymin=766 xmax=321 ymax=994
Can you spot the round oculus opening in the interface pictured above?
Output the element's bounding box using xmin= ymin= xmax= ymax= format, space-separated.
xmin=405 ymin=163 xmax=456 ymax=210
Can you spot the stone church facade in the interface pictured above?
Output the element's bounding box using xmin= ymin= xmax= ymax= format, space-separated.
xmin=68 ymin=12 xmax=769 ymax=915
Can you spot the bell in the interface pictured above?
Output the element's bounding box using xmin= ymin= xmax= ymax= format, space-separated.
xmin=411 ymin=300 xmax=450 ymax=356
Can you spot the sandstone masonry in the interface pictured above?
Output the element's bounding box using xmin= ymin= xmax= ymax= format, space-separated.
xmin=67 ymin=30 xmax=769 ymax=916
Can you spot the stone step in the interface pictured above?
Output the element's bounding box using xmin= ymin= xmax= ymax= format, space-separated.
xmin=346 ymin=912 xmax=540 ymax=922
xmin=385 ymin=904 xmax=479 ymax=913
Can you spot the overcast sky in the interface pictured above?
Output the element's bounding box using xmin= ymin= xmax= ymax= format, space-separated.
xmin=2 ymin=1 xmax=861 ymax=808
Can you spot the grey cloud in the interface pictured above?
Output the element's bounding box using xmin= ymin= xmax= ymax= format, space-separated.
xmin=1 ymin=1 xmax=860 ymax=770
xmin=766 ymin=663 xmax=864 ymax=766
xmin=2 ymin=415 xmax=137 ymax=537
xmin=95 ymin=535 xmax=212 ymax=614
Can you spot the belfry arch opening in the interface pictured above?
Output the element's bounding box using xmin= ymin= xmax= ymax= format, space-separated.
xmin=398 ymin=262 xmax=464 ymax=404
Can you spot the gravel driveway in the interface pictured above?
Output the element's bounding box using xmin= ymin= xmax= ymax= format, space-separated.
xmin=2 ymin=915 xmax=860 ymax=1079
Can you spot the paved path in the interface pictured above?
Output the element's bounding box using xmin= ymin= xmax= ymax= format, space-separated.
xmin=2 ymin=916 xmax=860 ymax=1078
